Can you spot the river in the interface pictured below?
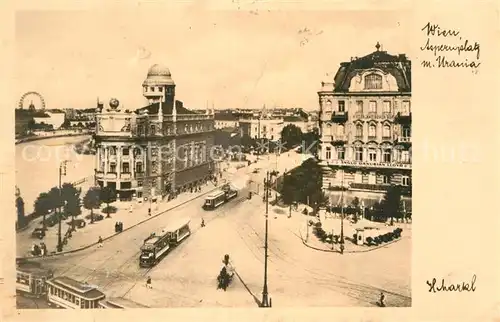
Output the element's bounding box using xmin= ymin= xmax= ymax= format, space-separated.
xmin=16 ymin=135 xmax=94 ymax=215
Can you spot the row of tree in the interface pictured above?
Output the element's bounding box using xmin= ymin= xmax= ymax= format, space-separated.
xmin=33 ymin=184 xmax=117 ymax=230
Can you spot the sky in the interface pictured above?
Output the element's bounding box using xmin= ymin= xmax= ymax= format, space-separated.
xmin=15 ymin=9 xmax=410 ymax=111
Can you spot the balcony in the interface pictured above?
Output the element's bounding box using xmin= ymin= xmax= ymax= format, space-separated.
xmin=395 ymin=136 xmax=412 ymax=144
xmin=332 ymin=134 xmax=348 ymax=144
xmin=350 ymin=182 xmax=390 ymax=192
xmin=322 ymin=159 xmax=412 ymax=170
xmin=105 ymin=172 xmax=117 ymax=180
xmin=367 ymin=135 xmax=377 ymax=141
xmin=395 ymin=112 xmax=412 ymax=123
xmin=121 ymin=173 xmax=131 ymax=180
xmin=331 ymin=111 xmax=348 ymax=123
xmin=95 ymin=171 xmax=105 ymax=179
xmin=354 ymin=135 xmax=364 ymax=141
xmin=135 ymin=172 xmax=145 ymax=179
xmin=320 ymin=135 xmax=333 ymax=143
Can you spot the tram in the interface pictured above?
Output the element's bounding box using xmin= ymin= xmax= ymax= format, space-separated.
xmin=46 ymin=276 xmax=105 ymax=309
xmin=203 ymin=184 xmax=238 ymax=210
xmin=99 ymin=297 xmax=149 ymax=308
xmin=139 ymin=217 xmax=191 ymax=267
xmin=16 ymin=261 xmax=53 ymax=297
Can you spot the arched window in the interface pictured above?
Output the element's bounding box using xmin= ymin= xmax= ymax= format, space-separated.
xmin=150 ymin=125 xmax=156 ymax=135
xmin=364 ymin=73 xmax=383 ymax=90
xmin=383 ymin=124 xmax=391 ymax=138
xmin=325 ymin=100 xmax=332 ymax=110
xmin=109 ymin=147 xmax=116 ymax=156
xmin=368 ymin=124 xmax=376 ymax=138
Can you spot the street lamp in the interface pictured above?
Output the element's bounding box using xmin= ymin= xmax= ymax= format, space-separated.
xmin=57 ymin=160 xmax=70 ymax=252
xmin=261 ymin=171 xmax=270 ymax=308
xmin=339 ymin=166 xmax=345 ymax=254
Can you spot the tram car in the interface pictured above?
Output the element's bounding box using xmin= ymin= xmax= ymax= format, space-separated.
xmin=203 ymin=184 xmax=238 ymax=210
xmin=46 ymin=276 xmax=105 ymax=309
xmin=99 ymin=297 xmax=149 ymax=308
xmin=139 ymin=217 xmax=191 ymax=268
xmin=16 ymin=261 xmax=53 ymax=297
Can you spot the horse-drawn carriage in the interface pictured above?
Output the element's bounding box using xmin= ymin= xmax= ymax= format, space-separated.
xmin=217 ymin=254 xmax=235 ymax=291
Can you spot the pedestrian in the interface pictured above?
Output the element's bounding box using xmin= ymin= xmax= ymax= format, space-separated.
xmin=114 ymin=222 xmax=118 ymax=232
xmin=98 ymin=236 xmax=103 ymax=248
xmin=379 ymin=292 xmax=385 ymax=307
xmin=201 ymin=218 xmax=205 ymax=227
xmin=146 ymin=276 xmax=152 ymax=289
xmin=119 ymin=222 xmax=123 ymax=232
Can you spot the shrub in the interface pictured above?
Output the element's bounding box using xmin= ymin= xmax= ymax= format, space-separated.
xmin=101 ymin=205 xmax=117 ymax=214
xmin=315 ymin=222 xmax=322 ymax=229
xmin=366 ymin=237 xmax=373 ymax=246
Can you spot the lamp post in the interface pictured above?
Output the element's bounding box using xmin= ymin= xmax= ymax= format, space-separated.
xmin=339 ymin=166 xmax=345 ymax=254
xmin=261 ymin=171 xmax=270 ymax=308
xmin=57 ymin=160 xmax=69 ymax=252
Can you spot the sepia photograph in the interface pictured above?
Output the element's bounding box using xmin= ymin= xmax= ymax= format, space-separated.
xmin=13 ymin=8 xmax=413 ymax=310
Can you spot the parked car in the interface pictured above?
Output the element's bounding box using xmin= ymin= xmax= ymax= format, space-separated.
xmin=31 ymin=228 xmax=45 ymax=239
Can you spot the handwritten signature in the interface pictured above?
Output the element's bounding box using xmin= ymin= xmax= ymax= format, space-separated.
xmin=426 ymin=274 xmax=477 ymax=293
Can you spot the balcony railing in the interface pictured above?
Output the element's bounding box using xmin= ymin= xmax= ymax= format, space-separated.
xmin=105 ymin=172 xmax=117 ymax=179
xmin=354 ymin=135 xmax=363 ymax=141
xmin=395 ymin=136 xmax=412 ymax=143
xmin=322 ymin=159 xmax=412 ymax=169
xmin=321 ymin=135 xmax=333 ymax=142
xmin=332 ymin=134 xmax=348 ymax=142
xmin=121 ymin=173 xmax=131 ymax=180
xmin=350 ymin=182 xmax=390 ymax=191
xmin=331 ymin=111 xmax=348 ymax=123
xmin=367 ymin=135 xmax=377 ymax=140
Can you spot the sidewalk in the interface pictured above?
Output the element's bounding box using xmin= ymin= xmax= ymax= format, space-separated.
xmin=298 ymin=214 xmax=411 ymax=254
xmin=16 ymin=180 xmax=221 ymax=258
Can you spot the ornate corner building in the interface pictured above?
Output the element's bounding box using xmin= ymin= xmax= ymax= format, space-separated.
xmin=318 ymin=43 xmax=412 ymax=194
xmin=94 ymin=64 xmax=216 ymax=200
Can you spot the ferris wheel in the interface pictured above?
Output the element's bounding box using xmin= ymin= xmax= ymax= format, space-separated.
xmin=18 ymin=91 xmax=46 ymax=110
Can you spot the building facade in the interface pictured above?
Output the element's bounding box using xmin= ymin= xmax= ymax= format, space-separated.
xmin=238 ymin=117 xmax=284 ymax=141
xmin=318 ymin=43 xmax=412 ymax=193
xmin=214 ymin=113 xmax=239 ymax=129
xmin=94 ymin=64 xmax=216 ymax=200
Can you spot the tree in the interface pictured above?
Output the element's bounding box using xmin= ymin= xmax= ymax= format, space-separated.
xmin=48 ymin=186 xmax=64 ymax=216
xmin=33 ymin=192 xmax=51 ymax=230
xmin=280 ymin=124 xmax=303 ymax=150
xmin=61 ymin=183 xmax=82 ymax=230
xmin=83 ymin=186 xmax=101 ymax=223
xmin=302 ymin=127 xmax=320 ymax=157
xmin=100 ymin=186 xmax=116 ymax=218
xmin=380 ymin=185 xmax=402 ymax=225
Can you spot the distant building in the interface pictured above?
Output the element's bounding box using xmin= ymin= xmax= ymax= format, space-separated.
xmin=94 ymin=64 xmax=216 ymax=200
xmin=214 ymin=112 xmax=239 ymax=129
xmin=33 ymin=111 xmax=66 ymax=129
xmin=318 ymin=43 xmax=412 ymax=193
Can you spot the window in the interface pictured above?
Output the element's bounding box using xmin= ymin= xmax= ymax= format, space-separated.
xmin=403 ymin=101 xmax=410 ymax=114
xmin=338 ymin=101 xmax=345 ymax=112
xmin=122 ymin=147 xmax=129 ymax=156
xmin=325 ymin=147 xmax=331 ymax=160
xmin=356 ymin=101 xmax=363 ymax=113
xmin=368 ymin=124 xmax=376 ymax=138
xmin=401 ymin=150 xmax=410 ymax=163
xmin=368 ymin=148 xmax=377 ymax=161
xmin=355 ymin=124 xmax=363 ymax=137
xmin=369 ymin=101 xmax=377 ymax=113
xmin=150 ymin=125 xmax=156 ymax=135
xmin=150 ymin=87 xmax=155 ymax=92
xmin=152 ymin=161 xmax=157 ymax=173
xmin=159 ymin=87 xmax=163 ymax=92
xmin=382 ymin=175 xmax=390 ymax=184
xmin=325 ymin=100 xmax=332 ymax=110
xmin=383 ymin=101 xmax=391 ymax=113
xmin=109 ymin=147 xmax=116 ymax=156
xmin=355 ymin=147 xmax=363 ymax=161
xmin=136 ymin=162 xmax=143 ymax=173
xmin=403 ymin=126 xmax=411 ymax=138
xmin=134 ymin=147 xmax=142 ymax=156
xmin=143 ymin=86 xmax=147 ymax=92
xmin=337 ymin=147 xmax=345 ymax=160
xmin=364 ymin=73 xmax=383 ymax=90
xmin=137 ymin=180 xmax=143 ymax=187
xmin=383 ymin=125 xmax=391 ymax=138
xmin=110 ymin=163 xmax=116 ymax=173
xmin=402 ymin=176 xmax=410 ymax=186
xmin=122 ymin=162 xmax=130 ymax=173
xmin=383 ymin=149 xmax=391 ymax=163
xmin=336 ymin=124 xmax=344 ymax=135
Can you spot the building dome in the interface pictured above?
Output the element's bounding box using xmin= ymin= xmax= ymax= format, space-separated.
xmin=143 ymin=64 xmax=175 ymax=86
xmin=147 ymin=64 xmax=171 ymax=77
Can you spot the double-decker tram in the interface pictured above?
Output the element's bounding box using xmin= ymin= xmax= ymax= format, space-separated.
xmin=203 ymin=184 xmax=238 ymax=210
xmin=46 ymin=276 xmax=105 ymax=309
xmin=139 ymin=217 xmax=191 ymax=268
xmin=16 ymin=261 xmax=53 ymax=297
xmin=99 ymin=297 xmax=149 ymax=309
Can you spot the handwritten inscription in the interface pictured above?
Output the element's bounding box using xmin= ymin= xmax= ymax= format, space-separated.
xmin=426 ymin=274 xmax=477 ymax=293
xmin=419 ymin=22 xmax=481 ymax=70
xmin=298 ymin=27 xmax=324 ymax=47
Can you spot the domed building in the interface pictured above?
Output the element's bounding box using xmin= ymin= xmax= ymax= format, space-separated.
xmin=94 ymin=64 xmax=216 ymax=200
xmin=318 ymin=43 xmax=412 ymax=195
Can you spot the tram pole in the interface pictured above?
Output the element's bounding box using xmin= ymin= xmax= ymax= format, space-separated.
xmin=57 ymin=161 xmax=68 ymax=252
xmin=261 ymin=171 xmax=270 ymax=307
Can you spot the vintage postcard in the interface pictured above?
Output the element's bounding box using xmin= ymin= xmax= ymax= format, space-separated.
xmin=1 ymin=1 xmax=499 ymax=321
